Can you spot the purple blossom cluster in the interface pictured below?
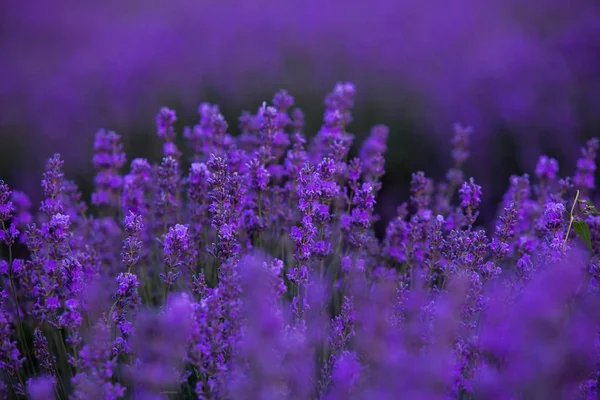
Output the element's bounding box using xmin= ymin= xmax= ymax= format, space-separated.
xmin=1 ymin=83 xmax=600 ymax=399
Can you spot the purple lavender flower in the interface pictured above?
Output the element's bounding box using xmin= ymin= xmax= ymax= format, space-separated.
xmin=0 ymin=181 xmax=14 ymax=224
xmin=187 ymin=162 xmax=211 ymax=241
xmin=207 ymin=154 xmax=240 ymax=264
xmin=243 ymin=154 xmax=271 ymax=238
xmin=540 ymin=201 xmax=566 ymax=233
xmin=320 ymin=296 xmax=356 ymax=395
xmin=574 ymin=138 xmax=600 ymax=194
xmin=190 ymin=289 xmax=227 ymax=398
xmin=446 ymin=124 xmax=472 ymax=187
xmin=0 ymin=199 xmax=18 ymax=249
xmin=272 ymin=89 xmax=295 ymax=113
xmin=459 ymin=271 xmax=484 ymax=330
xmin=324 ymin=82 xmax=356 ymax=125
xmin=156 ymin=106 xmax=177 ymax=141
xmin=0 ymin=290 xmax=24 ymax=390
xmin=459 ymin=177 xmax=482 ymax=227
xmin=121 ymin=212 xmax=143 ymax=270
xmin=162 ymin=224 xmax=195 ymax=289
xmin=310 ymin=83 xmax=356 ymax=164
xmin=477 ymin=258 xmax=600 ymax=398
xmin=341 ymin=182 xmax=376 ymax=250
xmin=459 ymin=177 xmax=482 ymax=210
xmin=7 ymin=190 xmax=31 ymax=243
xmin=111 ymin=272 xmax=140 ymax=354
xmin=72 ymin=320 xmax=125 ymax=400
xmin=26 ymin=376 xmax=54 ymax=400
xmin=91 ymin=129 xmax=126 ymax=209
xmin=217 ymin=259 xmax=243 ymax=361
xmin=359 ymin=125 xmax=388 ymax=192
xmin=451 ymin=124 xmax=472 ymax=165
xmin=187 ymin=104 xmax=230 ymax=160
xmin=516 ymin=253 xmax=535 ymax=282
xmin=62 ymin=180 xmax=88 ymax=221
xmin=122 ymin=158 xmax=152 ymax=216
xmin=410 ymin=172 xmax=433 ymax=211
xmin=154 ymin=156 xmax=181 ymax=230
xmin=535 ymin=155 xmax=559 ymax=181
xmin=229 ymin=254 xmax=314 ymax=400
xmin=383 ymin=204 xmax=411 ymax=265
xmin=490 ymin=202 xmax=518 ymax=260
xmin=326 ymin=351 xmax=362 ymax=400
xmin=40 ymin=154 xmax=65 ymax=217
xmin=33 ymin=329 xmax=56 ymax=379
xmin=131 ymin=293 xmax=193 ymax=398
xmin=156 ymin=107 xmax=182 ymax=160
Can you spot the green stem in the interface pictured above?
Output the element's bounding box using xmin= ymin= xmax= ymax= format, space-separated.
xmin=563 ymin=190 xmax=580 ymax=251
xmin=3 ymin=227 xmax=36 ymax=378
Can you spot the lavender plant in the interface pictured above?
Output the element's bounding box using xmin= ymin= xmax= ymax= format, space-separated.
xmin=1 ymin=84 xmax=600 ymax=400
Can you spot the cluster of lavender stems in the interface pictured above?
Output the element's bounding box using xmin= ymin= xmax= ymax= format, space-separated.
xmin=2 ymin=83 xmax=600 ymax=400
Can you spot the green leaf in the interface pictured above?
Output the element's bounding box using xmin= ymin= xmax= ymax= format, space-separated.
xmin=573 ymin=220 xmax=593 ymax=251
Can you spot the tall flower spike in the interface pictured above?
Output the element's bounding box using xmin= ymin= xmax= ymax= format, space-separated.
xmin=33 ymin=329 xmax=56 ymax=378
xmin=162 ymin=224 xmax=194 ymax=289
xmin=410 ymin=172 xmax=433 ymax=211
xmin=207 ymin=154 xmax=240 ymax=263
xmin=341 ymin=182 xmax=376 ymax=250
xmin=122 ymin=158 xmax=152 ymax=216
xmin=91 ymin=129 xmax=126 ymax=209
xmin=0 ymin=182 xmax=18 ymax=249
xmin=446 ymin=123 xmax=472 ymax=187
xmin=0 ymin=290 xmax=24 ymax=389
xmin=535 ymin=156 xmax=559 ymax=182
xmin=574 ymin=137 xmax=599 ymax=195
xmin=0 ymin=180 xmax=13 ymax=223
xmin=490 ymin=202 xmax=517 ymax=260
xmin=310 ymin=83 xmax=356 ymax=163
xmin=156 ymin=106 xmax=177 ymax=141
xmin=132 ymin=294 xmax=193 ymax=398
xmin=112 ymin=272 xmax=140 ymax=353
xmin=8 ymin=191 xmax=31 ymax=237
xmin=320 ymin=296 xmax=356 ymax=395
xmin=228 ymin=256 xmax=285 ymax=400
xmin=156 ymin=106 xmax=181 ymax=158
xmin=459 ymin=177 xmax=482 ymax=227
xmin=40 ymin=154 xmax=65 ymax=217
xmin=383 ymin=204 xmax=411 ymax=265
xmin=189 ymin=105 xmax=230 ymax=159
xmin=324 ymin=82 xmax=356 ymax=125
xmin=328 ymin=351 xmax=362 ymax=399
xmin=122 ymin=212 xmax=143 ymax=269
xmin=187 ymin=162 xmax=212 ymax=251
xmin=272 ymin=89 xmax=295 ymax=113
xmin=72 ymin=320 xmax=125 ymax=400
xmin=534 ymin=155 xmax=560 ymax=203
xmin=154 ymin=156 xmax=181 ymax=230
xmin=538 ymin=201 xmax=567 ymax=262
xmin=360 ymin=125 xmax=388 ymax=192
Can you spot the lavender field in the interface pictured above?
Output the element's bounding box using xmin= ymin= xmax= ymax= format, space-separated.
xmin=1 ymin=84 xmax=600 ymax=399
xmin=2 ymin=1 xmax=600 ymax=399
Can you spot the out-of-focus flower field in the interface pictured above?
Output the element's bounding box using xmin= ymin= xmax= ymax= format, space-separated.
xmin=1 ymin=0 xmax=600 ymax=200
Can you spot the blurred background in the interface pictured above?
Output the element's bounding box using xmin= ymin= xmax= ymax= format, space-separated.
xmin=1 ymin=0 xmax=600 ymax=227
